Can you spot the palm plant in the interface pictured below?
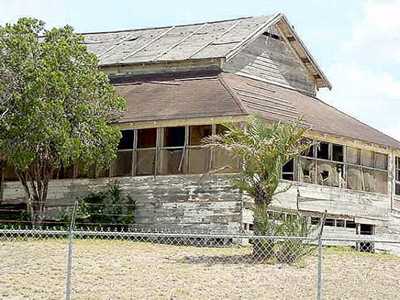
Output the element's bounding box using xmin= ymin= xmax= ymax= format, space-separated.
xmin=204 ymin=116 xmax=312 ymax=259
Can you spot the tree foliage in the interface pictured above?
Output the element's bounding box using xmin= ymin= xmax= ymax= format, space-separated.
xmin=0 ymin=18 xmax=125 ymax=222
xmin=205 ymin=116 xmax=311 ymax=209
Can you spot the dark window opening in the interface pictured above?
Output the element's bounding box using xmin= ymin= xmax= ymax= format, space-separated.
xmin=332 ymin=144 xmax=344 ymax=162
xmin=395 ymin=183 xmax=400 ymax=196
xmin=346 ymin=220 xmax=356 ymax=228
xmin=118 ymin=130 xmax=134 ymax=150
xmin=317 ymin=142 xmax=329 ymax=160
xmin=164 ymin=127 xmax=185 ymax=147
xmin=302 ymin=145 xmax=314 ymax=158
xmin=137 ymin=128 xmax=156 ymax=148
xmin=282 ymin=160 xmax=294 ymax=173
xmin=360 ymin=224 xmax=374 ymax=235
xmin=189 ymin=125 xmax=212 ymax=145
xmin=324 ymin=218 xmax=335 ymax=226
xmin=336 ymin=219 xmax=345 ymax=227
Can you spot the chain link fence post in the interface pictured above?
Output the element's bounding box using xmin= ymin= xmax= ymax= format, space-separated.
xmin=65 ymin=201 xmax=78 ymax=300
xmin=317 ymin=211 xmax=327 ymax=300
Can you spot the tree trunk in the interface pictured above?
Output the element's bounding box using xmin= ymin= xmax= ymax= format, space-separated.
xmin=16 ymin=161 xmax=52 ymax=226
xmin=252 ymin=193 xmax=275 ymax=261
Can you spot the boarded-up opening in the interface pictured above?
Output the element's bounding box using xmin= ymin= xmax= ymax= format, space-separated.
xmin=374 ymin=153 xmax=387 ymax=170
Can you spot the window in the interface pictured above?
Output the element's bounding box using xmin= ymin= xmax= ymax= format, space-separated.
xmin=136 ymin=128 xmax=157 ymax=176
xmin=299 ymin=140 xmax=388 ymax=193
xmin=346 ymin=146 xmax=388 ymax=194
xmin=111 ymin=130 xmax=134 ymax=177
xmin=187 ymin=125 xmax=211 ymax=174
xmin=282 ymin=159 xmax=295 ymax=181
xmin=396 ymin=157 xmax=400 ymax=196
xmin=159 ymin=127 xmax=185 ymax=175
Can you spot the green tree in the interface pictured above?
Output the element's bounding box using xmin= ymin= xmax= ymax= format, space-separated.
xmin=205 ymin=116 xmax=311 ymax=257
xmin=0 ymin=18 xmax=125 ymax=224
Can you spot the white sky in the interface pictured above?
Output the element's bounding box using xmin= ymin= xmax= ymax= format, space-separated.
xmin=1 ymin=0 xmax=399 ymax=141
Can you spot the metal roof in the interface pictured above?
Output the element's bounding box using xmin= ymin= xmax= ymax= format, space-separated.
xmin=83 ymin=16 xmax=275 ymax=66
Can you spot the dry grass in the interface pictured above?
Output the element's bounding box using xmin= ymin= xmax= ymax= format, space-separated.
xmin=0 ymin=238 xmax=399 ymax=299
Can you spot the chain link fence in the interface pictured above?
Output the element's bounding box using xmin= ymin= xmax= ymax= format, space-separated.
xmin=0 ymin=226 xmax=399 ymax=299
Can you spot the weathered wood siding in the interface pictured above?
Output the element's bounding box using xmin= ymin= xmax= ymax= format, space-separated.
xmin=3 ymin=174 xmax=399 ymax=237
xmin=3 ymin=175 xmax=243 ymax=233
xmin=224 ymin=25 xmax=316 ymax=95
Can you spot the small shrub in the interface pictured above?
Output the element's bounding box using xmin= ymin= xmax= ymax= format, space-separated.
xmin=75 ymin=182 xmax=135 ymax=229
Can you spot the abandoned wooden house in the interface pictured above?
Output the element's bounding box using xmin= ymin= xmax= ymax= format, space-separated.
xmin=2 ymin=14 xmax=400 ymax=238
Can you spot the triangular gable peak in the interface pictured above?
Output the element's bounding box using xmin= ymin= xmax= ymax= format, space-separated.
xmin=223 ymin=13 xmax=331 ymax=95
xmin=83 ymin=14 xmax=330 ymax=93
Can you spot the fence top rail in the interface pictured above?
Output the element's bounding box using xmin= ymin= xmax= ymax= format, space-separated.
xmin=321 ymin=236 xmax=400 ymax=244
xmin=0 ymin=228 xmax=399 ymax=244
xmin=0 ymin=228 xmax=318 ymax=241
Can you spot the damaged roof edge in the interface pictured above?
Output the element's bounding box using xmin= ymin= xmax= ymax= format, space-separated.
xmin=277 ymin=14 xmax=332 ymax=90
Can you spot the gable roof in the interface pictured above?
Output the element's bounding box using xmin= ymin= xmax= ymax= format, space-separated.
xmin=82 ymin=14 xmax=330 ymax=89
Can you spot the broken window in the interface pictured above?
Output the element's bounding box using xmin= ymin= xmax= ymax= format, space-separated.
xmin=360 ymin=149 xmax=374 ymax=168
xmin=302 ymin=144 xmax=314 ymax=158
xmin=332 ymin=144 xmax=344 ymax=162
xmin=136 ymin=128 xmax=157 ymax=176
xmin=212 ymin=124 xmax=240 ymax=173
xmin=317 ymin=161 xmax=344 ymax=187
xmin=345 ymin=220 xmax=356 ymax=228
xmin=324 ymin=218 xmax=335 ymax=226
xmin=187 ymin=125 xmax=212 ymax=174
xmin=282 ymin=159 xmax=295 ymax=181
xmin=336 ymin=219 xmax=345 ymax=227
xmin=159 ymin=127 xmax=185 ymax=175
xmin=299 ymin=158 xmax=316 ymax=184
xmin=118 ymin=130 xmax=134 ymax=149
xmin=346 ymin=147 xmax=360 ymax=165
xmin=111 ymin=130 xmax=134 ymax=177
xmin=189 ymin=125 xmax=211 ymax=146
xmin=374 ymin=153 xmax=388 ymax=170
xmin=395 ymin=157 xmax=400 ymax=196
xmin=317 ymin=142 xmax=329 ymax=160
xmin=347 ymin=166 xmax=363 ymax=191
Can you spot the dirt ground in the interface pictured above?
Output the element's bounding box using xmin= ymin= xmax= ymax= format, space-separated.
xmin=0 ymin=238 xmax=399 ymax=299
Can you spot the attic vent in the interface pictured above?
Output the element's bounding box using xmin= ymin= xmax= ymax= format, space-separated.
xmin=263 ymin=32 xmax=280 ymax=40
